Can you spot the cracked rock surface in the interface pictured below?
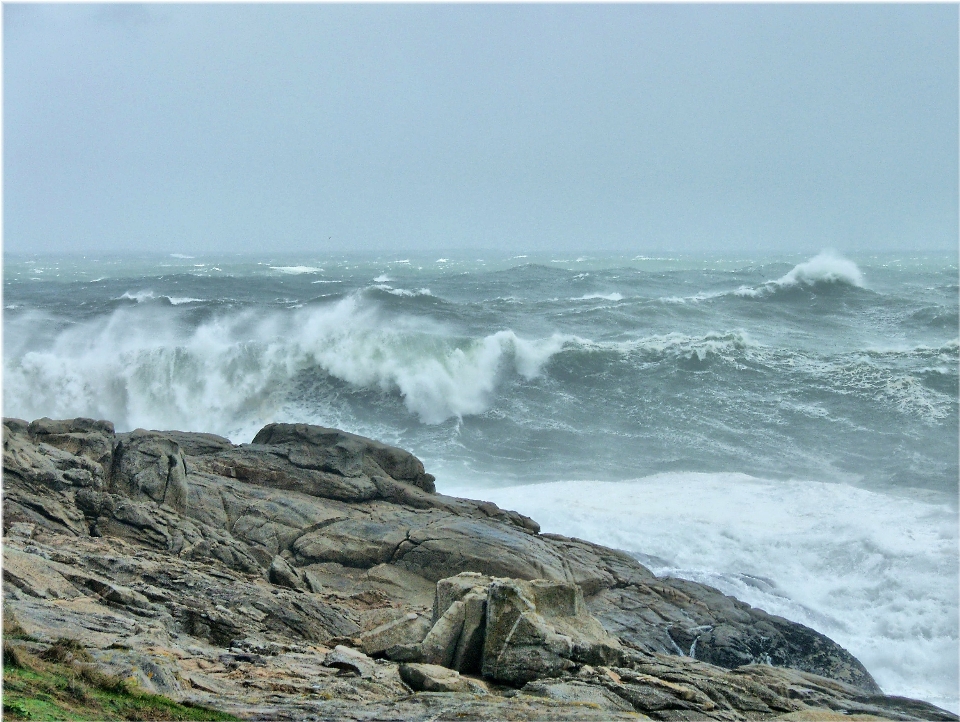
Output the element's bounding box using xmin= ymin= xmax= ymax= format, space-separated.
xmin=3 ymin=417 xmax=955 ymax=721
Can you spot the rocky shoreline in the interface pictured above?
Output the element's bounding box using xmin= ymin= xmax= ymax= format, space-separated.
xmin=3 ymin=417 xmax=955 ymax=721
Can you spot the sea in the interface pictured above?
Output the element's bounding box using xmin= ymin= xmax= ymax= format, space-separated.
xmin=4 ymin=249 xmax=958 ymax=711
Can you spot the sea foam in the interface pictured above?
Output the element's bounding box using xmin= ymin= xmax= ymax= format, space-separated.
xmin=443 ymin=473 xmax=959 ymax=713
xmin=736 ymin=251 xmax=866 ymax=297
xmin=3 ymin=295 xmax=571 ymax=434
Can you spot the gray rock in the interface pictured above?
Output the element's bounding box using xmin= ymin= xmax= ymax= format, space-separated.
xmin=252 ymin=423 xmax=436 ymax=492
xmin=269 ymin=554 xmax=308 ymax=591
xmin=323 ymin=645 xmax=378 ymax=678
xmin=452 ymin=590 xmax=487 ymax=674
xmin=360 ymin=612 xmax=432 ymax=657
xmin=522 ymin=679 xmax=636 ymax=712
xmin=111 ymin=430 xmax=189 ymax=513
xmin=433 ymin=572 xmax=493 ymax=622
xmin=419 ymin=599 xmax=466 ymax=668
xmin=5 ymin=417 xmax=950 ymax=722
xmin=587 ymin=576 xmax=882 ymax=694
xmin=482 ymin=578 xmax=624 ymax=685
xmin=399 ymin=662 xmax=484 ymax=694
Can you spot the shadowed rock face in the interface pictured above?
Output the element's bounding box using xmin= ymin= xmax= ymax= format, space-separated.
xmin=4 ymin=417 xmax=955 ymax=722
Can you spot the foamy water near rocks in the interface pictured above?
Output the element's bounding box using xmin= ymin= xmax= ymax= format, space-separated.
xmin=3 ymin=417 xmax=956 ymax=721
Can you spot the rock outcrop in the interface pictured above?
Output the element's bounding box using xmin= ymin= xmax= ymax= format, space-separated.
xmin=3 ymin=417 xmax=955 ymax=721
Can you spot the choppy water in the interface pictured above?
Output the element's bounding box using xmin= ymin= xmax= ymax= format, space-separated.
xmin=4 ymin=249 xmax=958 ymax=711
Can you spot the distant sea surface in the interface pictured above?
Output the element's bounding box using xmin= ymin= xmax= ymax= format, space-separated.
xmin=5 ymin=250 xmax=958 ymax=711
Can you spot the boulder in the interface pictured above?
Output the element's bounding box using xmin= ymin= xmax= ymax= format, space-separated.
xmin=252 ymin=423 xmax=436 ymax=492
xmin=482 ymin=578 xmax=624 ymax=685
xmin=322 ymin=645 xmax=378 ymax=678
xmin=359 ymin=612 xmax=432 ymax=657
xmin=399 ymin=662 xmax=485 ymax=694
xmin=419 ymin=599 xmax=466 ymax=668
xmin=268 ymin=555 xmax=309 ymax=591
xmin=111 ymin=430 xmax=189 ymax=513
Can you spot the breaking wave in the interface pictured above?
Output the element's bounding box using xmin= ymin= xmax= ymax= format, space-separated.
xmin=4 ymin=296 xmax=570 ymax=436
xmin=444 ymin=473 xmax=959 ymax=713
xmin=736 ymin=251 xmax=866 ymax=297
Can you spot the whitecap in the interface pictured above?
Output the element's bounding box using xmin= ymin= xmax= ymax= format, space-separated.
xmin=270 ymin=266 xmax=322 ymax=274
xmin=2 ymin=296 xmax=573 ymax=432
xmin=442 ymin=474 xmax=959 ymax=713
xmin=737 ymin=251 xmax=866 ymax=297
xmin=372 ymin=284 xmax=433 ymax=298
xmin=576 ymin=292 xmax=623 ymax=302
xmin=119 ymin=290 xmax=156 ymax=303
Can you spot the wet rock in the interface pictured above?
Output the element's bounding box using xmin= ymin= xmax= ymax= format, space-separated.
xmin=588 ymin=576 xmax=881 ymax=694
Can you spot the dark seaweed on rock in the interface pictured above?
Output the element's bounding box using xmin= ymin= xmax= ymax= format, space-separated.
xmin=3 ymin=417 xmax=955 ymax=721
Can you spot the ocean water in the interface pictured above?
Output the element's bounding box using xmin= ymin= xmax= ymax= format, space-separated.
xmin=4 ymin=249 xmax=958 ymax=711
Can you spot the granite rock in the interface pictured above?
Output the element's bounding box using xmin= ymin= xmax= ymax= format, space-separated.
xmin=3 ymin=417 xmax=954 ymax=722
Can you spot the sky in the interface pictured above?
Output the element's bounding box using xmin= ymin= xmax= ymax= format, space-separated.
xmin=3 ymin=3 xmax=958 ymax=257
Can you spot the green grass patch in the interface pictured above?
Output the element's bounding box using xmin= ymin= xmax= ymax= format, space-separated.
xmin=3 ymin=640 xmax=239 ymax=721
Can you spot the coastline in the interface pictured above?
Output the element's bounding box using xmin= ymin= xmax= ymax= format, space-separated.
xmin=3 ymin=416 xmax=956 ymax=721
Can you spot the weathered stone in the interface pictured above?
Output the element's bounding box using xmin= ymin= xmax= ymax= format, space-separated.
xmin=252 ymin=422 xmax=436 ymax=492
xmin=419 ymin=599 xmax=466 ymax=668
xmin=588 ymin=576 xmax=882 ymax=694
xmin=482 ymin=578 xmax=624 ymax=685
xmin=4 ymin=417 xmax=952 ymax=722
xmin=292 ymin=518 xmax=409 ymax=568
xmin=323 ymin=645 xmax=377 ymax=678
xmin=360 ymin=612 xmax=432 ymax=657
xmin=3 ymin=546 xmax=84 ymax=599
xmin=28 ymin=416 xmax=115 ymax=472
xmin=452 ymin=589 xmax=487 ymax=673
xmin=522 ymin=678 xmax=636 ymax=712
xmin=431 ymin=572 xmax=488 ymax=619
xmin=269 ymin=555 xmax=308 ymax=591
xmin=399 ymin=662 xmax=484 ymax=694
xmin=111 ymin=430 xmax=189 ymax=513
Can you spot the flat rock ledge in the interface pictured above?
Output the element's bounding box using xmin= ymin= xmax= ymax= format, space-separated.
xmin=3 ymin=417 xmax=955 ymax=722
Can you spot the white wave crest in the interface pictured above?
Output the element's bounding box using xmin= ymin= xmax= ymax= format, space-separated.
xmin=577 ymin=292 xmax=623 ymax=302
xmin=270 ymin=266 xmax=322 ymax=274
xmin=371 ymin=284 xmax=433 ymax=298
xmin=117 ymin=291 xmax=203 ymax=306
xmin=617 ymin=330 xmax=759 ymax=361
xmin=778 ymin=250 xmax=865 ymax=287
xmin=444 ymin=474 xmax=959 ymax=714
xmin=737 ymin=251 xmax=866 ymax=298
xmin=119 ymin=290 xmax=156 ymax=303
xmin=3 ymin=297 xmax=570 ymax=436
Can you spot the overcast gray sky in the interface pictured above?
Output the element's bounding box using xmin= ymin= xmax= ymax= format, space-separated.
xmin=4 ymin=3 xmax=957 ymax=257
